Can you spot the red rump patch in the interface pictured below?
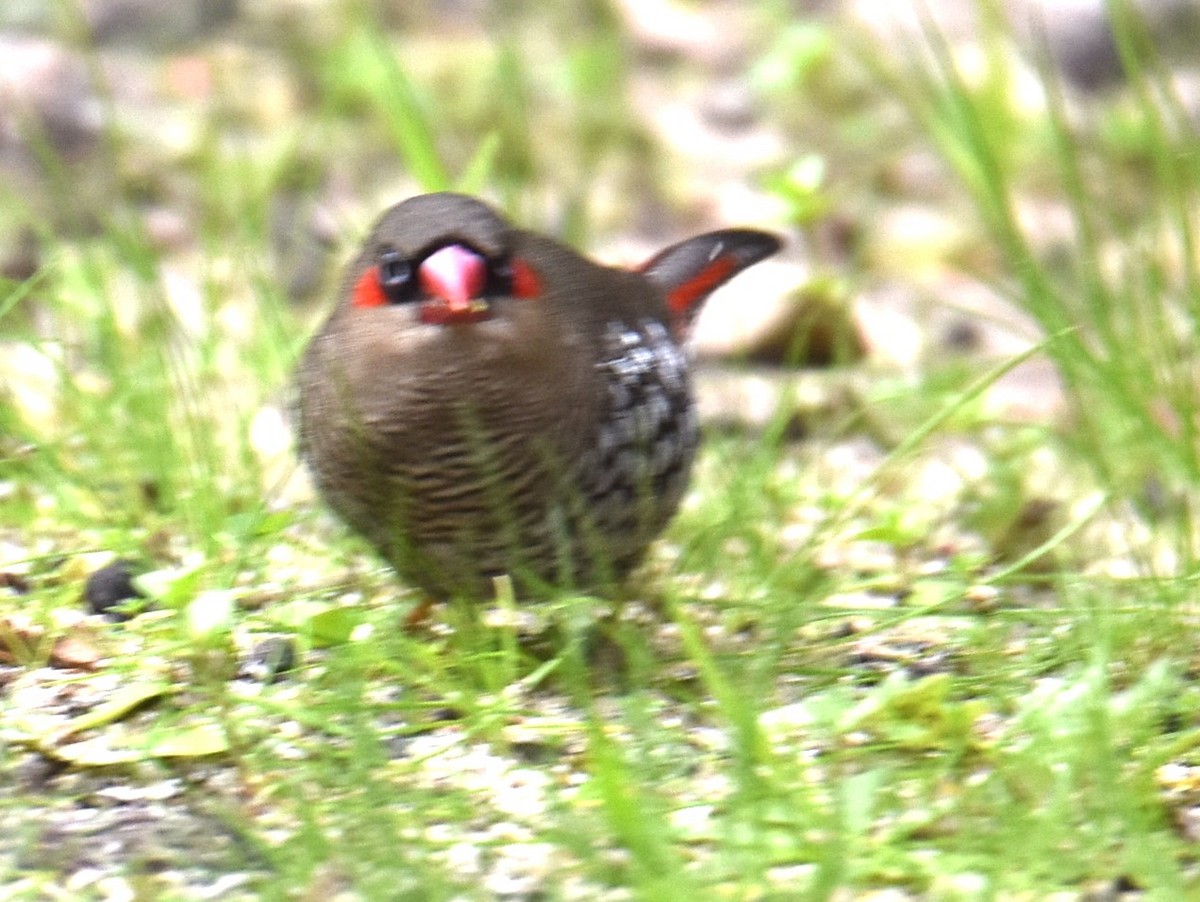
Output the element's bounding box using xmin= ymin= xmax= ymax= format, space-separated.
xmin=511 ymin=258 xmax=542 ymax=298
xmin=665 ymin=254 xmax=736 ymax=317
xmin=352 ymin=267 xmax=387 ymax=308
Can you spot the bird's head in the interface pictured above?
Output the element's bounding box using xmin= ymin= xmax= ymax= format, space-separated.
xmin=347 ymin=192 xmax=543 ymax=327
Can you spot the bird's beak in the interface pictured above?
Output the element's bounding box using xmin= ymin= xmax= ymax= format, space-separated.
xmin=418 ymin=244 xmax=487 ymax=319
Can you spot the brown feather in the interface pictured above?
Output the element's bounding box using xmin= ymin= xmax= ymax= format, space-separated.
xmin=297 ymin=193 xmax=779 ymax=598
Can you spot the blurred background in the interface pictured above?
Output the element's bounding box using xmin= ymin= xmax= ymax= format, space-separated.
xmin=11 ymin=2 xmax=1200 ymax=898
xmin=11 ymin=0 xmax=1200 ymax=665
xmin=4 ymin=0 xmax=1200 ymax=444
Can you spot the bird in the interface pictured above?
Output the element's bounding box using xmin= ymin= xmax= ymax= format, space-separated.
xmin=297 ymin=192 xmax=780 ymax=599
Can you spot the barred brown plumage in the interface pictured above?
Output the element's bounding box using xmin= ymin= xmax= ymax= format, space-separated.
xmin=297 ymin=193 xmax=780 ymax=598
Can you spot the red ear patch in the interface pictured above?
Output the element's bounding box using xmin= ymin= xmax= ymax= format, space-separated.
xmin=352 ymin=267 xmax=387 ymax=308
xmin=511 ymin=258 xmax=542 ymax=298
xmin=665 ymin=254 xmax=736 ymax=318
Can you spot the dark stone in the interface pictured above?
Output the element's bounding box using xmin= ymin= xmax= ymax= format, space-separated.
xmin=84 ymin=559 xmax=147 ymax=620
xmin=242 ymin=636 xmax=297 ymax=683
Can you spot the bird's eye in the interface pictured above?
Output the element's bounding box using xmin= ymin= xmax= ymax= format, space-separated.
xmin=378 ymin=248 xmax=416 ymax=303
xmin=488 ymin=258 xmax=515 ymax=295
xmin=487 ymin=255 xmax=542 ymax=299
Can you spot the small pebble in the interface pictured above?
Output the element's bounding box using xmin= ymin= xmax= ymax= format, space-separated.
xmin=242 ymin=636 xmax=297 ymax=683
xmin=84 ymin=560 xmax=147 ymax=620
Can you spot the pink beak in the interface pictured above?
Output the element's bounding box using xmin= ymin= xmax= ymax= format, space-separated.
xmin=418 ymin=244 xmax=486 ymax=313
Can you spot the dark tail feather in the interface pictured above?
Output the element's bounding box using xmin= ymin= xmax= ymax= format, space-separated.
xmin=639 ymin=229 xmax=782 ymax=334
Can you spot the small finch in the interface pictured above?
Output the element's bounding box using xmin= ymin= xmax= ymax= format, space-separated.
xmin=297 ymin=193 xmax=780 ymax=597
